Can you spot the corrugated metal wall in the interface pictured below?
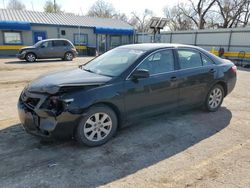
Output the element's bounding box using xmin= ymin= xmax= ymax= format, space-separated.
xmin=136 ymin=28 xmax=250 ymax=53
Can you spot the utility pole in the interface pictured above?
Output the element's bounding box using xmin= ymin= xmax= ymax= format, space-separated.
xmin=53 ymin=0 xmax=56 ymax=12
xmin=31 ymin=1 xmax=34 ymax=11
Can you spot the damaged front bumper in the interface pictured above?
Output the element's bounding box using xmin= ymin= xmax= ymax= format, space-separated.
xmin=17 ymin=89 xmax=82 ymax=139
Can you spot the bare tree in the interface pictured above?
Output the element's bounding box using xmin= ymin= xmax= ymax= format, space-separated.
xmin=87 ymin=0 xmax=116 ymax=18
xmin=129 ymin=9 xmax=153 ymax=32
xmin=241 ymin=1 xmax=250 ymax=27
xmin=7 ymin=0 xmax=25 ymax=10
xmin=216 ymin=0 xmax=250 ymax=28
xmin=114 ymin=13 xmax=128 ymax=22
xmin=44 ymin=0 xmax=62 ymax=13
xmin=164 ymin=5 xmax=194 ymax=31
xmin=178 ymin=0 xmax=217 ymax=29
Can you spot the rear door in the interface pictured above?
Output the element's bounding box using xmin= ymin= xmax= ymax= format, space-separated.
xmin=52 ymin=40 xmax=68 ymax=58
xmin=123 ymin=49 xmax=179 ymax=120
xmin=176 ymin=48 xmax=216 ymax=107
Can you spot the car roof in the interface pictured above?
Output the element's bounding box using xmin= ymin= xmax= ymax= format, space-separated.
xmin=40 ymin=38 xmax=70 ymax=42
xmin=118 ymin=43 xmax=202 ymax=51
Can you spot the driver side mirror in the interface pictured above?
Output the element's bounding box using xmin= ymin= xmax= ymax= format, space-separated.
xmin=131 ymin=69 xmax=150 ymax=80
xmin=40 ymin=45 xmax=45 ymax=48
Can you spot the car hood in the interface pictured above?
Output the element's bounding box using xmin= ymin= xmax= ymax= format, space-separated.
xmin=20 ymin=46 xmax=35 ymax=51
xmin=27 ymin=68 xmax=112 ymax=94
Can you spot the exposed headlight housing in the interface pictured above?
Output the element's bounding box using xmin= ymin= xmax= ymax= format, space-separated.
xmin=21 ymin=50 xmax=27 ymax=54
xmin=42 ymin=85 xmax=60 ymax=94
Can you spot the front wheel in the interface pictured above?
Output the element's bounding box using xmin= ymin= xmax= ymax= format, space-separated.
xmin=25 ymin=53 xmax=36 ymax=62
xmin=75 ymin=105 xmax=118 ymax=147
xmin=205 ymin=84 xmax=224 ymax=112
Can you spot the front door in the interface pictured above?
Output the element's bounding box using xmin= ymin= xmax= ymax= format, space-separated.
xmin=33 ymin=31 xmax=46 ymax=44
xmin=36 ymin=40 xmax=54 ymax=58
xmin=97 ymin=34 xmax=106 ymax=54
xmin=110 ymin=35 xmax=121 ymax=49
xmin=124 ymin=49 xmax=179 ymax=120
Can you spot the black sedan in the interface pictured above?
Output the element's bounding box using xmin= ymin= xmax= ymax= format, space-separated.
xmin=18 ymin=44 xmax=237 ymax=146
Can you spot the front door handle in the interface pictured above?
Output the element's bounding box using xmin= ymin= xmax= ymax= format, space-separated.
xmin=170 ymin=76 xmax=177 ymax=81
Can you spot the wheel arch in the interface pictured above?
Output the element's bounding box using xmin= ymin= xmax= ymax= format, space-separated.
xmin=215 ymin=81 xmax=228 ymax=97
xmin=65 ymin=51 xmax=73 ymax=56
xmin=91 ymin=102 xmax=122 ymax=128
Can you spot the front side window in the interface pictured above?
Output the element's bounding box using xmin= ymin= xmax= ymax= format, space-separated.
xmin=178 ymin=49 xmax=202 ymax=69
xmin=138 ymin=49 xmax=175 ymax=75
xmin=74 ymin=34 xmax=87 ymax=45
xmin=4 ymin=32 xmax=22 ymax=44
xmin=82 ymin=48 xmax=144 ymax=77
xmin=41 ymin=41 xmax=52 ymax=48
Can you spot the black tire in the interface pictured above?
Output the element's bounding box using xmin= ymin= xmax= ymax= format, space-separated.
xmin=205 ymin=84 xmax=224 ymax=112
xmin=75 ymin=105 xmax=118 ymax=147
xmin=64 ymin=52 xmax=73 ymax=61
xmin=25 ymin=53 xmax=36 ymax=62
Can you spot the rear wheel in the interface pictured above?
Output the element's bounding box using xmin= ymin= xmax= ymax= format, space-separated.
xmin=75 ymin=105 xmax=118 ymax=146
xmin=25 ymin=53 xmax=36 ymax=62
xmin=205 ymin=84 xmax=224 ymax=112
xmin=64 ymin=52 xmax=73 ymax=61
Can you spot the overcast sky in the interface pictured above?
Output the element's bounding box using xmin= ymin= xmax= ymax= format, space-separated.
xmin=0 ymin=0 xmax=182 ymax=17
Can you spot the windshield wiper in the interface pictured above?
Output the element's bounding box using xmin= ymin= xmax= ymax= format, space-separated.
xmin=82 ymin=66 xmax=114 ymax=77
xmin=82 ymin=67 xmax=95 ymax=73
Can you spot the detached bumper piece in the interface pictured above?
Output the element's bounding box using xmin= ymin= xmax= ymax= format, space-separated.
xmin=18 ymin=89 xmax=79 ymax=139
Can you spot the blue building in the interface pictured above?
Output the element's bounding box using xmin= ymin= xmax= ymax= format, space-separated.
xmin=0 ymin=9 xmax=134 ymax=56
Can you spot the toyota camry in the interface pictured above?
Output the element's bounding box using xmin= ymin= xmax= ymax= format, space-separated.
xmin=18 ymin=44 xmax=237 ymax=146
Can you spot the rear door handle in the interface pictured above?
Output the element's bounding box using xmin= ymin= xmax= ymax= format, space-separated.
xmin=170 ymin=76 xmax=177 ymax=81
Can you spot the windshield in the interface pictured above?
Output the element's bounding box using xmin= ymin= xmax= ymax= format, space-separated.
xmin=82 ymin=48 xmax=144 ymax=77
xmin=34 ymin=40 xmax=43 ymax=47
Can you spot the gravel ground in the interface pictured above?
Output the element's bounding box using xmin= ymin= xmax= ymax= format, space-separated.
xmin=0 ymin=57 xmax=250 ymax=188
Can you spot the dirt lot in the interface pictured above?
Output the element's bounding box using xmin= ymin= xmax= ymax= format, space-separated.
xmin=0 ymin=57 xmax=250 ymax=188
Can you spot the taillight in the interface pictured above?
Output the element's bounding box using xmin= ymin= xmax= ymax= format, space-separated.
xmin=231 ymin=65 xmax=237 ymax=74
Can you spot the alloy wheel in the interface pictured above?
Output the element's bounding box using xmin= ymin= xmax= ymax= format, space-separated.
xmin=208 ymin=87 xmax=223 ymax=109
xmin=83 ymin=112 xmax=112 ymax=142
xmin=66 ymin=52 xmax=73 ymax=61
xmin=26 ymin=54 xmax=35 ymax=62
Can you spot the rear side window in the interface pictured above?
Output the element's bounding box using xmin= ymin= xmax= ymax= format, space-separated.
xmin=177 ymin=49 xmax=202 ymax=69
xmin=201 ymin=54 xmax=214 ymax=66
xmin=138 ymin=49 xmax=175 ymax=75
xmin=53 ymin=40 xmax=69 ymax=47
